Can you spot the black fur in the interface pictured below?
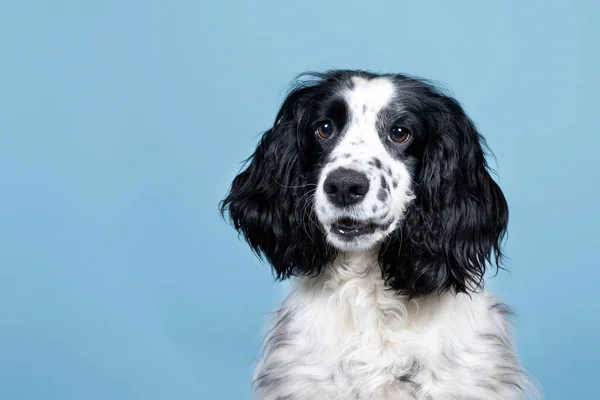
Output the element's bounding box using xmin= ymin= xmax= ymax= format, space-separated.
xmin=219 ymin=76 xmax=338 ymax=279
xmin=220 ymin=70 xmax=508 ymax=297
xmin=379 ymin=83 xmax=508 ymax=297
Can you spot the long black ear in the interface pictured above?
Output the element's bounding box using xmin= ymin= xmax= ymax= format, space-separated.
xmin=220 ymin=85 xmax=335 ymax=279
xmin=381 ymin=94 xmax=509 ymax=297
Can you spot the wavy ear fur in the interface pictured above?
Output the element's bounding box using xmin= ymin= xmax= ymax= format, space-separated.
xmin=381 ymin=94 xmax=509 ymax=297
xmin=220 ymin=84 xmax=336 ymax=279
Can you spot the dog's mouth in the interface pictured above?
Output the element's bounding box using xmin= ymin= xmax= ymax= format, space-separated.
xmin=330 ymin=218 xmax=378 ymax=239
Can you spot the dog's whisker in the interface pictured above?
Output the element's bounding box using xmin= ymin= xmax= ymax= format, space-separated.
xmin=274 ymin=180 xmax=318 ymax=189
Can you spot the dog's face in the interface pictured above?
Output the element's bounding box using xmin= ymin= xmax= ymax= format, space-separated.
xmin=312 ymin=76 xmax=419 ymax=252
xmin=221 ymin=70 xmax=508 ymax=297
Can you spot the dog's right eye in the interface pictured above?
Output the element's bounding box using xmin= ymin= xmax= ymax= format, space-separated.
xmin=316 ymin=121 xmax=335 ymax=139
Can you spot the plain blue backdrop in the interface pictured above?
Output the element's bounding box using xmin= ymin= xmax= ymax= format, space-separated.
xmin=1 ymin=0 xmax=598 ymax=399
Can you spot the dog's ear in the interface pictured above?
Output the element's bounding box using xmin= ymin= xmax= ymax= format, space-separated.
xmin=381 ymin=94 xmax=509 ymax=297
xmin=220 ymin=84 xmax=335 ymax=279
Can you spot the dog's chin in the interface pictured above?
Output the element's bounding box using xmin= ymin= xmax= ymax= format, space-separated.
xmin=323 ymin=218 xmax=394 ymax=252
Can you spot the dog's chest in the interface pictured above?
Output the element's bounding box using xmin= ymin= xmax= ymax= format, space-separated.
xmin=295 ymin=269 xmax=436 ymax=398
xmin=258 ymin=260 xmax=454 ymax=399
xmin=254 ymin=259 xmax=522 ymax=400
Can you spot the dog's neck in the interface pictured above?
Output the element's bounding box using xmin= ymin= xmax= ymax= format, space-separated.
xmin=297 ymin=246 xmax=414 ymax=310
xmin=290 ymin=246 xmax=421 ymax=346
xmin=314 ymin=248 xmax=381 ymax=284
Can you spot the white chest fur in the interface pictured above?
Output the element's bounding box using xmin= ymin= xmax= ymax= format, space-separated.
xmin=253 ymin=252 xmax=532 ymax=400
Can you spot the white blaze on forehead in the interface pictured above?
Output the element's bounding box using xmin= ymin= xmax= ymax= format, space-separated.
xmin=345 ymin=76 xmax=395 ymax=119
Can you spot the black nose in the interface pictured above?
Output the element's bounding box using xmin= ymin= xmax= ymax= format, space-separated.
xmin=323 ymin=168 xmax=370 ymax=206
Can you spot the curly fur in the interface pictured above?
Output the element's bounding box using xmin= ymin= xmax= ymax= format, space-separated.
xmin=220 ymin=70 xmax=538 ymax=399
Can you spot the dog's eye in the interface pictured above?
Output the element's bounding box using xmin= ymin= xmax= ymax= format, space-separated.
xmin=316 ymin=121 xmax=335 ymax=139
xmin=388 ymin=127 xmax=410 ymax=143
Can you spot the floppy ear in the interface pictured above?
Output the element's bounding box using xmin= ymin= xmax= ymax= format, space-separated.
xmin=220 ymin=86 xmax=335 ymax=279
xmin=380 ymin=95 xmax=509 ymax=297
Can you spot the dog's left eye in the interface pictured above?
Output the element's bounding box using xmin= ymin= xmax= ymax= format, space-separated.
xmin=316 ymin=121 xmax=335 ymax=139
xmin=388 ymin=126 xmax=410 ymax=143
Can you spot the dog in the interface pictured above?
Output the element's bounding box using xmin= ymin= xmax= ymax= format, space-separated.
xmin=221 ymin=70 xmax=536 ymax=399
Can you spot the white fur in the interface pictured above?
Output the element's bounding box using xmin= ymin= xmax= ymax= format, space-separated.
xmin=254 ymin=252 xmax=532 ymax=399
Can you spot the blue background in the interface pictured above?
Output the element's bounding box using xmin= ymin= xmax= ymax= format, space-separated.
xmin=1 ymin=1 xmax=598 ymax=399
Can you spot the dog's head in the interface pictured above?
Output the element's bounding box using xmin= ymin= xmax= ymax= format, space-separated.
xmin=221 ymin=70 xmax=508 ymax=297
